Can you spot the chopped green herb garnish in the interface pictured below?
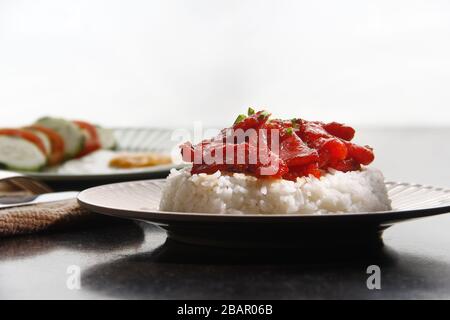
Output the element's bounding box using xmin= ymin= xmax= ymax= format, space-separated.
xmin=285 ymin=127 xmax=294 ymax=135
xmin=234 ymin=114 xmax=247 ymax=125
xmin=247 ymin=107 xmax=255 ymax=116
xmin=291 ymin=118 xmax=299 ymax=129
xmin=258 ymin=111 xmax=270 ymax=120
xmin=291 ymin=118 xmax=300 ymax=128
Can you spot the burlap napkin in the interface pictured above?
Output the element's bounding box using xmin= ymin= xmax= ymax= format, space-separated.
xmin=0 ymin=182 xmax=106 ymax=238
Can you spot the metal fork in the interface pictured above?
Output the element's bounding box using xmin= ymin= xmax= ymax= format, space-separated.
xmin=0 ymin=170 xmax=52 ymax=194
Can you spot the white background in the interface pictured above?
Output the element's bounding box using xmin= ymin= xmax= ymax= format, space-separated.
xmin=1 ymin=0 xmax=450 ymax=128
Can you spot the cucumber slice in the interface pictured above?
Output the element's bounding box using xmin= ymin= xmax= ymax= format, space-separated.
xmin=0 ymin=136 xmax=46 ymax=171
xmin=97 ymin=127 xmax=117 ymax=150
xmin=35 ymin=117 xmax=85 ymax=159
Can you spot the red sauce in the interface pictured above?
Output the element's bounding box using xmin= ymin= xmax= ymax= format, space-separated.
xmin=181 ymin=110 xmax=374 ymax=181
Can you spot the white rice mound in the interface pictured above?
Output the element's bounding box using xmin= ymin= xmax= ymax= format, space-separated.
xmin=159 ymin=167 xmax=392 ymax=214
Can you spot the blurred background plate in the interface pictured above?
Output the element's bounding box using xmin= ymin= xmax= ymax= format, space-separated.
xmin=23 ymin=128 xmax=184 ymax=189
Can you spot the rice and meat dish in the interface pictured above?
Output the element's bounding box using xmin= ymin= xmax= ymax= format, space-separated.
xmin=160 ymin=109 xmax=391 ymax=214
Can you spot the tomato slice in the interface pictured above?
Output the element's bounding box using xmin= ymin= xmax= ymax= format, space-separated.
xmin=345 ymin=142 xmax=375 ymax=165
xmin=283 ymin=163 xmax=322 ymax=180
xmin=233 ymin=110 xmax=271 ymax=131
xmin=26 ymin=125 xmax=65 ymax=165
xmin=0 ymin=129 xmax=48 ymax=156
xmin=323 ymin=122 xmax=355 ymax=141
xmin=73 ymin=120 xmax=101 ymax=157
xmin=279 ymin=134 xmax=319 ymax=167
xmin=298 ymin=121 xmax=329 ymax=142
xmin=329 ymin=158 xmax=361 ymax=172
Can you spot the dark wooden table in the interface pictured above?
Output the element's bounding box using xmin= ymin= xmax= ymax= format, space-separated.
xmin=1 ymin=128 xmax=449 ymax=299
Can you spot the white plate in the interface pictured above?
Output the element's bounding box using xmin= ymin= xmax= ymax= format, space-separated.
xmin=21 ymin=128 xmax=182 ymax=183
xmin=78 ymin=180 xmax=450 ymax=248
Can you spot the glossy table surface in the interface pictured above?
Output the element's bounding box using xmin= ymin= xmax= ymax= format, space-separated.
xmin=1 ymin=127 xmax=449 ymax=300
